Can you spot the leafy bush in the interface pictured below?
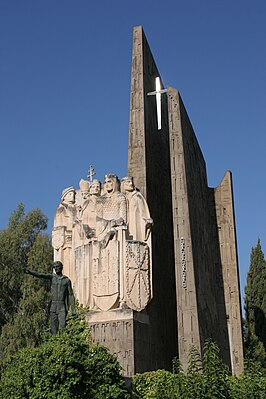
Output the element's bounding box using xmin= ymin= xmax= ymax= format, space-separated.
xmin=229 ymin=361 xmax=266 ymax=399
xmin=133 ymin=369 xmax=183 ymax=399
xmin=132 ymin=340 xmax=266 ymax=399
xmin=0 ymin=316 xmax=130 ymax=399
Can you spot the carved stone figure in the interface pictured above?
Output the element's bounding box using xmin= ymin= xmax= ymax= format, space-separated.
xmin=121 ymin=176 xmax=153 ymax=311
xmin=86 ymin=179 xmax=102 ymax=238
xmin=74 ymin=179 xmax=102 ymax=308
xmin=24 ymin=261 xmax=76 ymax=334
xmin=73 ymin=179 xmax=90 ymax=249
xmin=121 ymin=176 xmax=153 ymax=242
xmin=96 ymin=174 xmax=127 ymax=247
xmin=52 ymin=187 xmax=76 ymax=282
xmin=76 ymin=178 xmax=101 ymax=242
xmin=93 ymin=174 xmax=127 ymax=311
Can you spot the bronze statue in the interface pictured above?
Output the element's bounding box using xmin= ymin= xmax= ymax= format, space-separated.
xmin=24 ymin=261 xmax=76 ymax=334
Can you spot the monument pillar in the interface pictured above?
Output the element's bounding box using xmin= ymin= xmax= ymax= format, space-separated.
xmin=167 ymin=87 xmax=201 ymax=366
xmin=167 ymin=86 xmax=243 ymax=373
xmin=127 ymin=26 xmax=179 ymax=372
xmin=214 ymin=172 xmax=244 ymax=375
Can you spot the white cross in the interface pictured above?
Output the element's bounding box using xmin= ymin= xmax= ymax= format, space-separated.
xmin=87 ymin=165 xmax=95 ymax=182
xmin=147 ymin=77 xmax=167 ymax=130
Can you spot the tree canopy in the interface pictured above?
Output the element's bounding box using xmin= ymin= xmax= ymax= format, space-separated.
xmin=0 ymin=204 xmax=53 ymax=370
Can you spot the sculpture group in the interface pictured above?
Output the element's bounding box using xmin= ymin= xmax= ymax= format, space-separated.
xmin=52 ymin=172 xmax=153 ymax=312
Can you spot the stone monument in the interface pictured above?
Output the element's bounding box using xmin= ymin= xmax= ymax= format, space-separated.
xmin=52 ymin=173 xmax=153 ymax=376
xmin=52 ymin=26 xmax=244 ymax=377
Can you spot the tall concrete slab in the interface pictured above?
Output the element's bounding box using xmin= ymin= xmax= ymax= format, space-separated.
xmin=167 ymin=88 xmax=244 ymax=372
xmin=214 ymin=172 xmax=244 ymax=375
xmin=168 ymin=87 xmax=201 ymax=366
xmin=168 ymin=87 xmax=231 ymax=366
xmin=128 ymin=26 xmax=178 ymax=372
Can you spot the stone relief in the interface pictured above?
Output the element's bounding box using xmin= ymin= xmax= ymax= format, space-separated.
xmin=52 ymin=187 xmax=76 ymax=283
xmin=52 ymin=171 xmax=153 ymax=312
xmin=120 ymin=176 xmax=153 ymax=242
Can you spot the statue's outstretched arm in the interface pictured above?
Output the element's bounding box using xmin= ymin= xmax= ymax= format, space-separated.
xmin=24 ymin=268 xmax=52 ymax=280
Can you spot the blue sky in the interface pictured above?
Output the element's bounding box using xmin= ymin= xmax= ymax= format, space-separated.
xmin=1 ymin=0 xmax=265 ymax=305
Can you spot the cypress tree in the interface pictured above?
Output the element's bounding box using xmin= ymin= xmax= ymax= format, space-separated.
xmin=244 ymin=239 xmax=266 ymax=368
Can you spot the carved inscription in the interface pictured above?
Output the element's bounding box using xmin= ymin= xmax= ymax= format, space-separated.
xmin=180 ymin=237 xmax=187 ymax=288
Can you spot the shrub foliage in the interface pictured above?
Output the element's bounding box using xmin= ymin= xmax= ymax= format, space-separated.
xmin=132 ymin=340 xmax=266 ymax=399
xmin=0 ymin=316 xmax=130 ymax=399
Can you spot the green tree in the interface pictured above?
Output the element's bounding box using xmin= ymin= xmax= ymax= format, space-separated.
xmin=244 ymin=239 xmax=266 ymax=368
xmin=0 ymin=204 xmax=53 ymax=370
xmin=0 ymin=316 xmax=130 ymax=399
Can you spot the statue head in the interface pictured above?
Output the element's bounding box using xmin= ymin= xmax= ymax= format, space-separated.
xmin=53 ymin=261 xmax=63 ymax=275
xmin=104 ymin=174 xmax=119 ymax=194
xmin=90 ymin=179 xmax=101 ymax=196
xmin=61 ymin=187 xmax=75 ymax=204
xmin=121 ymin=176 xmax=135 ymax=193
xmin=79 ymin=179 xmax=90 ymax=200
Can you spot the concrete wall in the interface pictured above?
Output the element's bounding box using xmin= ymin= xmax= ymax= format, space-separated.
xmin=168 ymin=87 xmax=243 ymax=372
xmin=168 ymin=87 xmax=201 ymax=367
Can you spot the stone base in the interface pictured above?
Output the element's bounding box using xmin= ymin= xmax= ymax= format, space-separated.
xmin=86 ymin=307 xmax=150 ymax=377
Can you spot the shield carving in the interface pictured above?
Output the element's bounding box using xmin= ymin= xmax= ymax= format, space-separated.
xmin=52 ymin=226 xmax=65 ymax=250
xmin=93 ymin=240 xmax=119 ymax=311
xmin=125 ymin=241 xmax=151 ymax=311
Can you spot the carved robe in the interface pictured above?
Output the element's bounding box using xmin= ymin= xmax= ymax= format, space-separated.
xmin=73 ymin=195 xmax=99 ymax=308
xmin=75 ymin=196 xmax=98 ymax=246
xmin=93 ymin=191 xmax=127 ymax=311
xmin=126 ymin=190 xmax=151 ymax=242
